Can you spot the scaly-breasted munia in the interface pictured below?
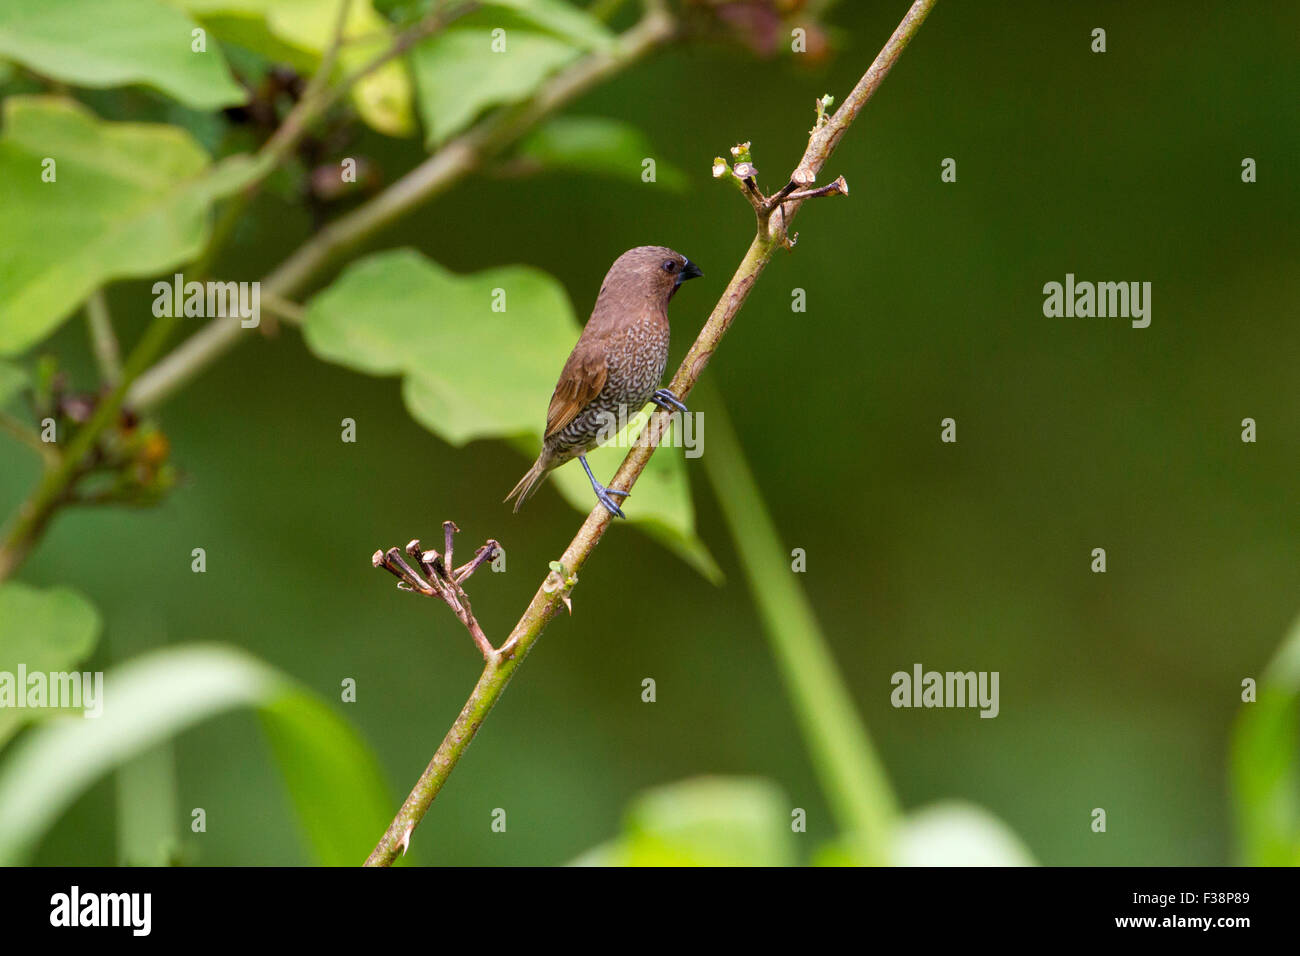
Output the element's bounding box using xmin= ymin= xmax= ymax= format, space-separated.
xmin=505 ymin=245 xmax=702 ymax=518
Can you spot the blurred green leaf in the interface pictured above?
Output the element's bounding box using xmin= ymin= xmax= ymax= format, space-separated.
xmin=573 ymin=776 xmax=795 ymax=866
xmin=0 ymin=582 xmax=102 ymax=749
xmin=891 ymin=802 xmax=1035 ymax=866
xmin=812 ymin=802 xmax=1035 ymax=866
xmin=0 ymin=644 xmax=391 ymax=865
xmin=1232 ymin=612 xmax=1300 ymax=865
xmin=177 ymin=0 xmax=415 ymax=136
xmin=0 ymin=359 xmax=28 ymax=407
xmin=515 ymin=116 xmax=686 ymax=190
xmin=485 ymin=0 xmax=615 ymax=50
xmin=258 ymin=690 xmax=392 ymax=867
xmin=303 ymin=248 xmax=718 ymax=579
xmin=0 ymin=0 xmax=245 ymax=109
xmin=0 ymin=96 xmax=263 ymax=355
xmin=412 ymin=9 xmax=594 ymax=146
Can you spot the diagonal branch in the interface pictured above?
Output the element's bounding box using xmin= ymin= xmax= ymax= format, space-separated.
xmin=363 ymin=0 xmax=939 ymax=867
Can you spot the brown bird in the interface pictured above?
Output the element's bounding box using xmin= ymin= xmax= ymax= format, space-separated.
xmin=505 ymin=245 xmax=703 ymax=518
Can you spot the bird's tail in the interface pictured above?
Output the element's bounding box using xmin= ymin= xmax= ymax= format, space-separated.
xmin=504 ymin=457 xmax=550 ymax=513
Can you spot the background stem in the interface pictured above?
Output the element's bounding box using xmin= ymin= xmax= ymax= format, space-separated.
xmin=84 ymin=290 xmax=122 ymax=385
xmin=0 ymin=315 xmax=179 ymax=581
xmin=698 ymin=379 xmax=899 ymax=861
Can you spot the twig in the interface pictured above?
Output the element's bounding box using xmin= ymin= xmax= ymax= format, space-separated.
xmin=453 ymin=543 xmax=496 ymax=584
xmin=127 ymin=6 xmax=678 ymax=411
xmin=0 ymin=412 xmax=56 ymax=467
xmin=260 ymin=292 xmax=306 ymax=324
xmin=192 ymin=1 xmax=474 ymax=281
xmin=0 ymin=314 xmax=181 ymax=581
xmin=259 ymin=0 xmax=357 ymax=165
xmin=363 ymin=0 xmax=938 ymax=867
xmin=588 ymin=0 xmax=629 ymax=21
xmin=333 ymin=2 xmax=479 ymax=106
xmin=782 ymin=177 xmax=849 ymax=202
xmin=85 ymin=290 xmax=122 ymax=385
xmin=373 ymin=522 xmax=499 ymax=661
xmin=720 ymin=140 xmax=850 ymax=240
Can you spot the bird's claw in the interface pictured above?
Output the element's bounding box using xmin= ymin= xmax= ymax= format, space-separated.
xmin=595 ymin=486 xmax=628 ymax=519
xmin=579 ymin=453 xmax=629 ymax=519
xmin=652 ymin=388 xmax=688 ymax=414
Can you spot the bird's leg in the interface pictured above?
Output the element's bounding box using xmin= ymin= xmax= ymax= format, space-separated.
xmin=579 ymin=454 xmax=628 ymax=519
xmin=651 ymin=388 xmax=688 ymax=414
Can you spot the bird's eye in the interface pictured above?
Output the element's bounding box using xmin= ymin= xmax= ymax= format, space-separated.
xmin=662 ymin=260 xmax=677 ymax=273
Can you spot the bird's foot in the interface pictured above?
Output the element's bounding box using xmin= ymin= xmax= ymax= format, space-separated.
xmin=580 ymin=453 xmax=630 ymax=519
xmin=652 ymin=388 xmax=688 ymax=414
xmin=594 ymin=484 xmax=628 ymax=519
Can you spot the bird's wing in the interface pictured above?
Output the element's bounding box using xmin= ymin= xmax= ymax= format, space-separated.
xmin=545 ymin=344 xmax=608 ymax=439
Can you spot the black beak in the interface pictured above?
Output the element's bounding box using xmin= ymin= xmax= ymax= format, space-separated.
xmin=677 ymin=258 xmax=703 ymax=285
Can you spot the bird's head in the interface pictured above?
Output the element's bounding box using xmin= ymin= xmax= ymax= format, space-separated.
xmin=605 ymin=245 xmax=703 ymax=308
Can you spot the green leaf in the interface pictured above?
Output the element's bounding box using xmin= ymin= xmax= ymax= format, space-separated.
xmin=572 ymin=776 xmax=795 ymax=866
xmin=258 ymin=690 xmax=391 ymax=867
xmin=0 ymin=644 xmax=391 ymax=865
xmin=176 ymin=0 xmax=415 ymax=136
xmin=303 ymin=248 xmax=718 ymax=580
xmin=0 ymin=0 xmax=245 ymax=109
xmin=0 ymin=582 xmax=102 ymax=749
xmin=0 ymin=96 xmax=264 ymax=355
xmin=0 ymin=359 xmax=28 ymax=408
xmin=811 ymin=802 xmax=1035 ymax=867
xmin=1232 ymin=612 xmax=1300 ymax=864
xmin=412 ymin=9 xmax=588 ymax=147
xmin=484 ymin=0 xmax=614 ymax=50
xmin=516 ymin=116 xmax=686 ymax=190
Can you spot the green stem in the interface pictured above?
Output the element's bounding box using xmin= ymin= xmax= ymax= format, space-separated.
xmin=697 ymin=380 xmax=899 ymax=860
xmin=84 ymin=289 xmax=122 ymax=385
xmin=362 ymin=651 xmax=520 ymax=865
xmin=588 ymin=0 xmax=629 ymax=22
xmin=0 ymin=412 xmax=52 ymax=464
xmin=0 ymin=315 xmax=179 ymax=582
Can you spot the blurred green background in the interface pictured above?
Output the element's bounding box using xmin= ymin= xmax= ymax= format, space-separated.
xmin=2 ymin=0 xmax=1298 ymax=865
